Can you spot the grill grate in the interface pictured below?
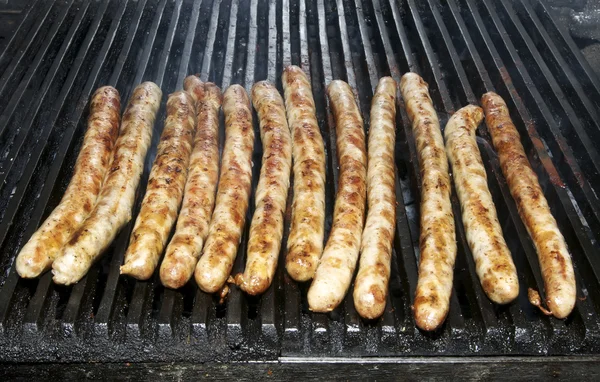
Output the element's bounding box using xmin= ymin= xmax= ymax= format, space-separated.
xmin=0 ymin=0 xmax=599 ymax=362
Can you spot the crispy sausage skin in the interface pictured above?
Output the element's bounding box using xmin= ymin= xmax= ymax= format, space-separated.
xmin=353 ymin=77 xmax=397 ymax=320
xmin=120 ymin=91 xmax=196 ymax=280
xmin=194 ymin=85 xmax=254 ymax=294
xmin=481 ymin=92 xmax=576 ymax=319
xmin=307 ymin=80 xmax=367 ymax=313
xmin=234 ymin=81 xmax=292 ymax=295
xmin=16 ymin=87 xmax=121 ymax=278
xmin=159 ymin=77 xmax=222 ymax=289
xmin=444 ymin=104 xmax=519 ymax=305
xmin=282 ymin=65 xmax=326 ymax=282
xmin=52 ymin=82 xmax=162 ymax=285
xmin=400 ymin=73 xmax=456 ymax=332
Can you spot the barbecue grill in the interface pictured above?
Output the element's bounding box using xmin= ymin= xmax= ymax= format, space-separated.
xmin=1 ymin=0 xmax=600 ymax=379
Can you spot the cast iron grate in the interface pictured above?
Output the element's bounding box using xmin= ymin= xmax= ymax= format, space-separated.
xmin=0 ymin=0 xmax=598 ymax=362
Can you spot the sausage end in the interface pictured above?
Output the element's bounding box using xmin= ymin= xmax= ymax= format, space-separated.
xmin=120 ymin=259 xmax=155 ymax=281
xmin=235 ymin=272 xmax=271 ymax=296
xmin=353 ymin=286 xmax=386 ymax=320
xmin=51 ymin=250 xmax=83 ymax=286
xmin=413 ymin=302 xmax=448 ymax=332
xmin=286 ymin=257 xmax=317 ymax=282
xmin=483 ymin=277 xmax=520 ymax=305
xmin=51 ymin=264 xmax=78 ymax=286
xmin=307 ymin=282 xmax=341 ymax=313
xmin=194 ymin=265 xmax=227 ymax=294
xmin=546 ymin=292 xmax=576 ymax=319
xmin=160 ymin=260 xmax=192 ymax=290
xmin=16 ymin=251 xmax=49 ymax=279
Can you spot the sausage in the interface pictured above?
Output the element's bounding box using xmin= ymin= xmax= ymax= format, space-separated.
xmin=234 ymin=81 xmax=292 ymax=295
xmin=307 ymin=80 xmax=367 ymax=312
xmin=120 ymin=91 xmax=196 ymax=280
xmin=52 ymin=82 xmax=162 ymax=285
xmin=353 ymin=77 xmax=397 ymax=320
xmin=481 ymin=92 xmax=576 ymax=319
xmin=400 ymin=73 xmax=456 ymax=331
xmin=281 ymin=65 xmax=326 ymax=282
xmin=444 ymin=104 xmax=519 ymax=304
xmin=159 ymin=77 xmax=222 ymax=289
xmin=194 ymin=84 xmax=254 ymax=293
xmin=16 ymin=87 xmax=121 ymax=278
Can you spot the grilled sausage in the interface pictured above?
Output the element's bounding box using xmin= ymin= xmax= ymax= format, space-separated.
xmin=160 ymin=77 xmax=222 ymax=289
xmin=16 ymin=87 xmax=121 ymax=278
xmin=481 ymin=92 xmax=576 ymax=319
xmin=353 ymin=77 xmax=397 ymax=320
xmin=52 ymin=82 xmax=162 ymax=285
xmin=400 ymin=73 xmax=456 ymax=331
xmin=444 ymin=104 xmax=519 ymax=305
xmin=307 ymin=80 xmax=367 ymax=312
xmin=120 ymin=91 xmax=196 ymax=280
xmin=281 ymin=65 xmax=326 ymax=282
xmin=194 ymin=85 xmax=254 ymax=293
xmin=234 ymin=81 xmax=292 ymax=295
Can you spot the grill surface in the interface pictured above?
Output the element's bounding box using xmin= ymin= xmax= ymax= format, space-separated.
xmin=0 ymin=0 xmax=599 ymax=363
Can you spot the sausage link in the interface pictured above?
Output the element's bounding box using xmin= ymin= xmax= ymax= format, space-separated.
xmin=194 ymin=85 xmax=254 ymax=293
xmin=307 ymin=80 xmax=367 ymax=312
xmin=400 ymin=73 xmax=456 ymax=331
xmin=353 ymin=77 xmax=397 ymax=320
xmin=481 ymin=92 xmax=575 ymax=318
xmin=444 ymin=104 xmax=519 ymax=304
xmin=281 ymin=65 xmax=326 ymax=282
xmin=16 ymin=87 xmax=121 ymax=278
xmin=52 ymin=82 xmax=162 ymax=285
xmin=234 ymin=81 xmax=292 ymax=295
xmin=160 ymin=77 xmax=222 ymax=289
xmin=120 ymin=91 xmax=196 ymax=280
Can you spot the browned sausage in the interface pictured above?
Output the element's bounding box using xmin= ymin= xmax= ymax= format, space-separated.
xmin=481 ymin=91 xmax=575 ymax=318
xmin=194 ymin=84 xmax=254 ymax=293
xmin=307 ymin=80 xmax=367 ymax=312
xmin=353 ymin=77 xmax=397 ymax=320
xmin=444 ymin=104 xmax=519 ymax=305
xmin=234 ymin=81 xmax=292 ymax=295
xmin=120 ymin=91 xmax=196 ymax=280
xmin=16 ymin=86 xmax=121 ymax=278
xmin=400 ymin=72 xmax=456 ymax=332
xmin=281 ymin=65 xmax=326 ymax=282
xmin=160 ymin=77 xmax=222 ymax=289
xmin=52 ymin=82 xmax=162 ymax=285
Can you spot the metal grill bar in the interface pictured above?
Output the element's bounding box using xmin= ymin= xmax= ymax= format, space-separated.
xmin=0 ymin=0 xmax=124 ymax=332
xmin=0 ymin=1 xmax=55 ymax=110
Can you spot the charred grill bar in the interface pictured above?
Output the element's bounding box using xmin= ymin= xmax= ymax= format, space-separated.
xmin=0 ymin=0 xmax=599 ymax=372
